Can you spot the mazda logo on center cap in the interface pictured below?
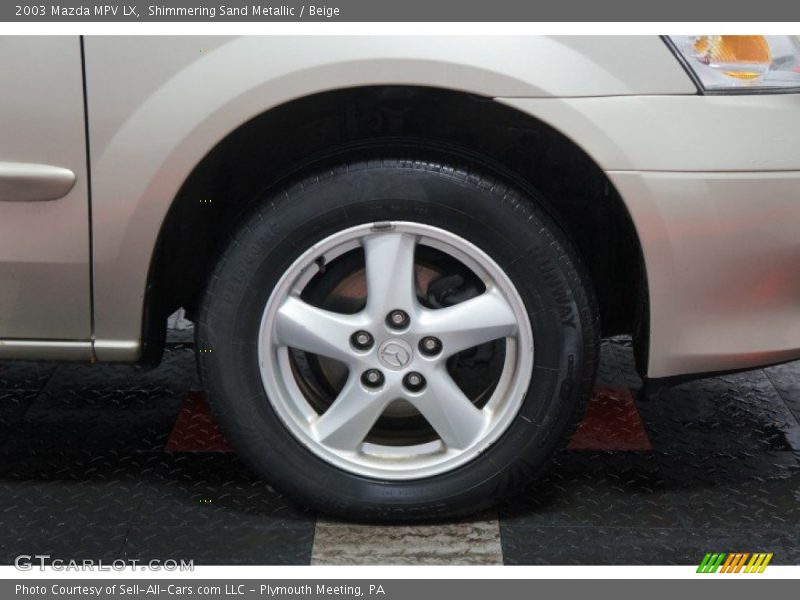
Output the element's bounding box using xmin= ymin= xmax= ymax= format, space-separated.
xmin=378 ymin=339 xmax=413 ymax=370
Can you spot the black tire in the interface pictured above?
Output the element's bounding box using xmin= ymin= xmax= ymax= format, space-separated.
xmin=197 ymin=159 xmax=599 ymax=521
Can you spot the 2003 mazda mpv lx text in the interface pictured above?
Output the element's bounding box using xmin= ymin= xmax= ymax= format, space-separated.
xmin=1 ymin=35 xmax=798 ymax=519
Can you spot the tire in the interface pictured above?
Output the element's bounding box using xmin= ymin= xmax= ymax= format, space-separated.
xmin=197 ymin=159 xmax=599 ymax=521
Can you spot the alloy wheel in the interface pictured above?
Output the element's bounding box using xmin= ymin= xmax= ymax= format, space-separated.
xmin=257 ymin=221 xmax=534 ymax=479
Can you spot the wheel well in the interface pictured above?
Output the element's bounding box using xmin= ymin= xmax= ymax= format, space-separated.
xmin=145 ymin=86 xmax=649 ymax=373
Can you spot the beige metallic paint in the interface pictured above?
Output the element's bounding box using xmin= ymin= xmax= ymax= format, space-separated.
xmin=0 ymin=37 xmax=91 ymax=341
xmin=0 ymin=340 xmax=92 ymax=361
xmin=3 ymin=36 xmax=799 ymax=379
xmin=609 ymin=170 xmax=800 ymax=378
xmin=83 ymin=35 xmax=692 ymax=360
xmin=500 ymin=95 xmax=800 ymax=171
xmin=501 ymin=95 xmax=800 ymax=376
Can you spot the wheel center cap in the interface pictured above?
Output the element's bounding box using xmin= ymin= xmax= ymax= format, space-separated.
xmin=377 ymin=339 xmax=413 ymax=370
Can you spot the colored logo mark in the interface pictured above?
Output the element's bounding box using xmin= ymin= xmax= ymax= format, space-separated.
xmin=697 ymin=552 xmax=773 ymax=573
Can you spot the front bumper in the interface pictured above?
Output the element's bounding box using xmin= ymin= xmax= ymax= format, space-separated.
xmin=501 ymin=94 xmax=800 ymax=378
xmin=611 ymin=170 xmax=800 ymax=378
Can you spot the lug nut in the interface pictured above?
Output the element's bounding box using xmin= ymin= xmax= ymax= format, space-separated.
xmin=403 ymin=372 xmax=426 ymax=393
xmin=350 ymin=330 xmax=374 ymax=351
xmin=361 ymin=369 xmax=385 ymax=388
xmin=386 ymin=309 xmax=410 ymax=329
xmin=419 ymin=336 xmax=442 ymax=356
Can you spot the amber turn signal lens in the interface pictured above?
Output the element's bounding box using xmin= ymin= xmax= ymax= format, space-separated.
xmin=693 ymin=35 xmax=771 ymax=80
xmin=668 ymin=35 xmax=800 ymax=90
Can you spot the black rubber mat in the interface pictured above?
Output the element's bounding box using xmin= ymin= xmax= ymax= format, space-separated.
xmin=0 ymin=337 xmax=798 ymax=565
xmin=500 ymin=341 xmax=800 ymax=565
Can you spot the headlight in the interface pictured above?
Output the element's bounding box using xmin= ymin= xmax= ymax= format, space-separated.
xmin=666 ymin=35 xmax=800 ymax=92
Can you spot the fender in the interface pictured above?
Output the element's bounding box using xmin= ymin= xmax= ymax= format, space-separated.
xmin=83 ymin=35 xmax=692 ymax=359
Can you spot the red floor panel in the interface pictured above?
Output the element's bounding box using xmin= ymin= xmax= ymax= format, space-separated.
xmin=164 ymin=390 xmax=233 ymax=452
xmin=166 ymin=385 xmax=651 ymax=453
xmin=568 ymin=386 xmax=652 ymax=451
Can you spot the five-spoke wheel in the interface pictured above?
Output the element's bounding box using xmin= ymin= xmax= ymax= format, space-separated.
xmin=259 ymin=223 xmax=534 ymax=479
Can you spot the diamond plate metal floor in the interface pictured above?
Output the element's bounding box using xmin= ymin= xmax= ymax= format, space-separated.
xmin=0 ymin=337 xmax=798 ymax=565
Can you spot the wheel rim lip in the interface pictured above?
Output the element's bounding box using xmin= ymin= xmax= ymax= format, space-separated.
xmin=257 ymin=221 xmax=534 ymax=480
